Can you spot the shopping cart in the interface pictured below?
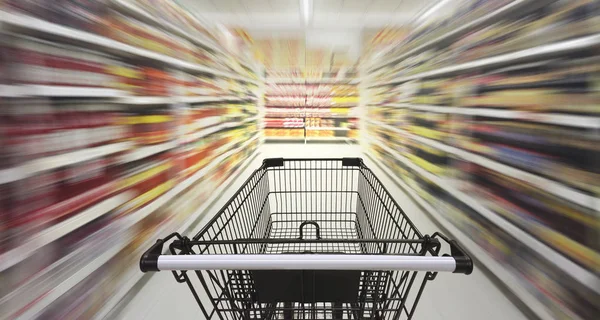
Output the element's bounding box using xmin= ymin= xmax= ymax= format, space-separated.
xmin=140 ymin=158 xmax=473 ymax=319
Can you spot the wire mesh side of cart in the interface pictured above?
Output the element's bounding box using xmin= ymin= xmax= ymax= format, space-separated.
xmin=170 ymin=158 xmax=437 ymax=319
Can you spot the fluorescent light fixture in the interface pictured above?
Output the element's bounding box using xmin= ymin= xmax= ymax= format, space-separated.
xmin=417 ymin=0 xmax=451 ymax=23
xmin=300 ymin=0 xmax=313 ymax=26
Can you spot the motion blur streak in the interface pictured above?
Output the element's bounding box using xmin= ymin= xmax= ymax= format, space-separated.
xmin=0 ymin=0 xmax=259 ymax=319
xmin=0 ymin=0 xmax=598 ymax=319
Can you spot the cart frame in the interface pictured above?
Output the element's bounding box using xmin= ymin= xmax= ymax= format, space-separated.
xmin=141 ymin=158 xmax=472 ymax=319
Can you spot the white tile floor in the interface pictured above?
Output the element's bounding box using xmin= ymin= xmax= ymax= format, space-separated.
xmin=118 ymin=143 xmax=526 ymax=320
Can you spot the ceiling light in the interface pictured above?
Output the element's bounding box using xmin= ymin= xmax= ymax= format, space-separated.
xmin=417 ymin=0 xmax=451 ymax=23
xmin=300 ymin=0 xmax=313 ymax=26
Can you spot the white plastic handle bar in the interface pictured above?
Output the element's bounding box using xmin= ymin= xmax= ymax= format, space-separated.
xmin=156 ymin=254 xmax=457 ymax=272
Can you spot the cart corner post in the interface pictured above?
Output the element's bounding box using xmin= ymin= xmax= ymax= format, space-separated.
xmin=342 ymin=157 xmax=364 ymax=167
xmin=262 ymin=157 xmax=284 ymax=168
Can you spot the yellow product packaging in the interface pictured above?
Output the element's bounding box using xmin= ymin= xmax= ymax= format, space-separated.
xmin=106 ymin=65 xmax=142 ymax=79
xmin=331 ymin=108 xmax=349 ymax=114
xmin=121 ymin=114 xmax=173 ymax=125
xmin=117 ymin=161 xmax=173 ymax=192
xmin=406 ymin=153 xmax=446 ymax=175
xmin=332 ymin=96 xmax=359 ymax=105
xmin=408 ymin=126 xmax=445 ymax=141
xmin=127 ymin=179 xmax=176 ymax=212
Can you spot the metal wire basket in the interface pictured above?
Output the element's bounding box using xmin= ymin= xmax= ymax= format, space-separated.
xmin=141 ymin=158 xmax=473 ymax=319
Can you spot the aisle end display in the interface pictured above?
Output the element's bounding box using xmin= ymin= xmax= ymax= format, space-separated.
xmin=264 ymin=68 xmax=359 ymax=142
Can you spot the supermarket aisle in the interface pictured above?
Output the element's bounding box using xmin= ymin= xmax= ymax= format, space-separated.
xmin=118 ymin=143 xmax=526 ymax=320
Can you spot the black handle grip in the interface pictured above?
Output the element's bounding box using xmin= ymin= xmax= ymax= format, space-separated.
xmin=298 ymin=221 xmax=321 ymax=240
xmin=448 ymin=239 xmax=473 ymax=275
xmin=140 ymin=239 xmax=164 ymax=272
xmin=432 ymin=232 xmax=473 ymax=275
xmin=140 ymin=232 xmax=182 ymax=272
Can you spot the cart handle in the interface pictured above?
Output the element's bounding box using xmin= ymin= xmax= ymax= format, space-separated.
xmin=140 ymin=233 xmax=473 ymax=274
xmin=144 ymin=254 xmax=464 ymax=273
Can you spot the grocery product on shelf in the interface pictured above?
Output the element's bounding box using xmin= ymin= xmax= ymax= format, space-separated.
xmin=264 ymin=128 xmax=304 ymax=138
xmin=265 ymin=118 xmax=304 ymax=128
xmin=5 ymin=36 xmax=117 ymax=89
xmin=106 ymin=11 xmax=195 ymax=62
xmin=263 ymin=73 xmax=359 ymax=142
xmin=123 ymin=109 xmax=176 ymax=145
xmin=1 ymin=205 xmax=129 ymax=318
xmin=362 ymin=1 xmax=600 ymax=319
xmin=0 ymin=0 xmax=261 ymax=317
xmin=4 ymin=0 xmax=110 ymax=34
xmin=128 ymin=0 xmax=216 ymax=42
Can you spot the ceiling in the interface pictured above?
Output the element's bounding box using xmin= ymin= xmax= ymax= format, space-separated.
xmin=178 ymin=0 xmax=436 ymax=31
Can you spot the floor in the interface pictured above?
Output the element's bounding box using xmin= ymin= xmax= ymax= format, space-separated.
xmin=118 ymin=143 xmax=526 ymax=320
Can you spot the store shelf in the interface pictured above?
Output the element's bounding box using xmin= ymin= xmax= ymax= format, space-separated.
xmin=266 ymin=78 xmax=305 ymax=84
xmin=116 ymin=96 xmax=174 ymax=105
xmin=265 ymin=137 xmax=305 ymax=141
xmin=369 ymin=0 xmax=547 ymax=72
xmin=0 ymin=84 xmax=23 ymax=97
xmin=15 ymin=85 xmax=126 ymax=97
xmin=265 ymin=115 xmax=306 ymax=118
xmin=368 ymin=102 xmax=409 ymax=109
xmin=118 ymin=142 xmax=177 ymax=164
xmin=122 ymin=134 xmax=260 ymax=228
xmin=266 ymin=105 xmax=307 ymax=108
xmin=93 ymin=147 xmax=261 ymax=320
xmin=393 ymin=104 xmax=600 ymax=129
xmin=179 ymin=95 xmax=245 ymax=104
xmin=184 ymin=122 xmax=237 ymax=143
xmin=242 ymin=115 xmax=260 ymax=123
xmin=0 ymin=11 xmax=256 ymax=82
xmin=110 ymin=0 xmax=220 ymax=52
xmin=0 ymin=141 xmax=133 ymax=185
xmin=15 ymin=238 xmax=129 ymax=319
xmin=0 ymin=192 xmax=133 ymax=272
xmin=373 ymin=34 xmax=600 ymax=86
xmin=314 ymin=115 xmax=358 ymax=119
xmin=306 ymin=137 xmax=355 ymax=141
xmin=11 ymin=137 xmax=261 ymax=320
xmin=266 ymin=106 xmax=356 ymax=109
xmin=192 ymin=116 xmax=221 ymax=130
xmin=309 ymin=79 xmax=360 ymax=84
xmin=305 ymin=127 xmax=352 ymax=131
xmin=265 ymin=126 xmax=305 ymax=129
xmin=365 ymin=152 xmax=558 ymax=320
xmin=267 ymin=78 xmax=359 ymax=84
xmin=369 ymin=119 xmax=599 ymax=211
xmin=117 ymin=95 xmax=246 ymax=105
xmin=368 ymin=137 xmax=600 ymax=293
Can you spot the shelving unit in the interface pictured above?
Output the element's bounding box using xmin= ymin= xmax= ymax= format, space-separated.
xmin=0 ymin=142 xmax=133 ymax=184
xmin=0 ymin=1 xmax=263 ymax=319
xmin=370 ymin=33 xmax=600 ymax=87
xmin=364 ymin=152 xmax=559 ymax=320
xmin=386 ymin=103 xmax=600 ymax=129
xmin=0 ymin=11 xmax=259 ymax=85
xmin=263 ymin=73 xmax=359 ymax=143
xmin=93 ymin=144 xmax=261 ymax=320
xmin=368 ymin=0 xmax=551 ymax=73
xmin=361 ymin=1 xmax=600 ymax=319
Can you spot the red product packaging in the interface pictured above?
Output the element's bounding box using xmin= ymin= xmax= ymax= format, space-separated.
xmin=3 ymin=100 xmax=57 ymax=165
xmin=7 ymin=170 xmax=61 ymax=238
xmin=60 ymin=157 xmax=112 ymax=202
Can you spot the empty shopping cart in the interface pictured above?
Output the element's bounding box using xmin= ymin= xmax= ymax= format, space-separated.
xmin=140 ymin=158 xmax=473 ymax=319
